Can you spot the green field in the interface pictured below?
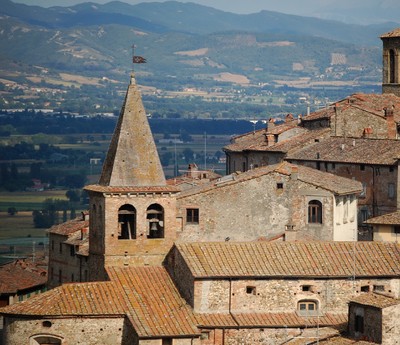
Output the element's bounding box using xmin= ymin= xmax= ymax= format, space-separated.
xmin=0 ymin=190 xmax=69 ymax=211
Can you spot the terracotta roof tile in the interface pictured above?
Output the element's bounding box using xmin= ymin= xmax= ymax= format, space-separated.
xmin=381 ymin=28 xmax=400 ymax=38
xmin=178 ymin=162 xmax=361 ymax=198
xmin=0 ymin=260 xmax=47 ymax=294
xmin=286 ymin=137 xmax=400 ymax=165
xmin=317 ymin=336 xmax=374 ymax=345
xmin=48 ymin=218 xmax=89 ymax=236
xmin=365 ymin=210 xmax=400 ymax=225
xmin=85 ymin=185 xmax=179 ymax=194
xmin=175 ymin=242 xmax=400 ymax=278
xmin=195 ymin=312 xmax=346 ymax=328
xmin=350 ymin=293 xmax=400 ymax=309
xmin=0 ymin=281 xmax=124 ymax=316
xmin=106 ymin=266 xmax=199 ymax=337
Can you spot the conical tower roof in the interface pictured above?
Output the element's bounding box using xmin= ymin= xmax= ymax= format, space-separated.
xmin=99 ymin=74 xmax=166 ymax=187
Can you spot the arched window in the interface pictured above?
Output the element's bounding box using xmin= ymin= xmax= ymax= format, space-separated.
xmin=308 ymin=200 xmax=322 ymax=224
xmin=31 ymin=335 xmax=63 ymax=345
xmin=390 ymin=49 xmax=396 ymax=84
xmin=146 ymin=204 xmax=164 ymax=239
xmin=297 ymin=300 xmax=318 ymax=316
xmin=118 ymin=204 xmax=136 ymax=240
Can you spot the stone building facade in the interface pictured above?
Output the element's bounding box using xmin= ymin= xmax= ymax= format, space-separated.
xmin=348 ymin=293 xmax=400 ymax=344
xmin=177 ymin=162 xmax=361 ymax=242
xmin=47 ymin=213 xmax=89 ymax=288
xmin=382 ymin=28 xmax=400 ymax=97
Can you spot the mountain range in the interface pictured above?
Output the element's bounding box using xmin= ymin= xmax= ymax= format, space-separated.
xmin=0 ymin=0 xmax=398 ymax=113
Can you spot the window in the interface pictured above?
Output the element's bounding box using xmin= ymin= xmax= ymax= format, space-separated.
xmin=70 ymin=245 xmax=75 ymax=257
xmin=308 ymin=200 xmax=322 ymax=224
xmin=298 ymin=300 xmax=318 ymax=316
xmin=162 ymin=339 xmax=172 ymax=345
xmin=59 ymin=243 xmax=62 ymax=254
xmin=355 ymin=314 xmax=364 ymax=333
xmin=277 ymin=183 xmax=284 ymax=189
xmin=388 ymin=183 xmax=395 ymax=199
xmin=147 ymin=204 xmax=164 ymax=239
xmin=58 ymin=269 xmax=62 ymax=284
xmin=31 ymin=335 xmax=62 ymax=345
xmin=390 ymin=49 xmax=396 ymax=84
xmin=118 ymin=204 xmax=136 ymax=240
xmin=360 ymin=164 xmax=365 ymax=171
xmin=394 ymin=226 xmax=400 ymax=234
xmin=373 ymin=285 xmax=385 ymax=292
xmin=301 ymin=285 xmax=313 ymax=292
xmin=360 ymin=285 xmax=370 ymax=292
xmin=246 ymin=286 xmax=256 ymax=295
xmin=186 ymin=208 xmax=199 ymax=224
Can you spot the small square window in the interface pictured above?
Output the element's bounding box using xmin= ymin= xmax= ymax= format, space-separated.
xmin=302 ymin=285 xmax=312 ymax=292
xmin=394 ymin=226 xmax=400 ymax=234
xmin=361 ymin=285 xmax=370 ymax=292
xmin=246 ymin=286 xmax=256 ymax=295
xmin=277 ymin=183 xmax=284 ymax=189
xmin=373 ymin=285 xmax=385 ymax=292
xmin=360 ymin=165 xmax=365 ymax=171
xmin=186 ymin=208 xmax=199 ymax=224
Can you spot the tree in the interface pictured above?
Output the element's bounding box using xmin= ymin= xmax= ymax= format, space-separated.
xmin=7 ymin=207 xmax=17 ymax=216
xmin=66 ymin=189 xmax=81 ymax=203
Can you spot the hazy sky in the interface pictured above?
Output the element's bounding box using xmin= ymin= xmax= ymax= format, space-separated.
xmin=11 ymin=0 xmax=400 ymax=23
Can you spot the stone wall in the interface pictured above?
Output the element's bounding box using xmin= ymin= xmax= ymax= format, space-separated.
xmin=2 ymin=316 xmax=131 ymax=345
xmin=192 ymin=278 xmax=399 ymax=314
xmin=177 ymin=172 xmax=337 ymax=242
xmin=88 ymin=191 xmax=179 ymax=281
xmin=293 ymin=161 xmax=398 ymax=219
xmin=48 ymin=233 xmax=89 ymax=289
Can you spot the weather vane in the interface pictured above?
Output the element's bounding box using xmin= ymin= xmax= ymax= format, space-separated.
xmin=131 ymin=44 xmax=147 ymax=70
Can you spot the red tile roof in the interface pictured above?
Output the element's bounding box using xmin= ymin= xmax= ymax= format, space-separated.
xmin=0 ymin=259 xmax=47 ymax=294
xmin=349 ymin=293 xmax=400 ymax=309
xmin=365 ymin=210 xmax=400 ymax=225
xmin=85 ymin=185 xmax=179 ymax=194
xmin=195 ymin=312 xmax=347 ymax=329
xmin=48 ymin=218 xmax=89 ymax=236
xmin=1 ymin=266 xmax=199 ymax=338
xmin=178 ymin=162 xmax=362 ymax=198
xmin=0 ymin=281 xmax=125 ymax=316
xmin=381 ymin=28 xmax=400 ymax=38
xmin=286 ymin=137 xmax=400 ymax=165
xmin=175 ymin=242 xmax=400 ymax=279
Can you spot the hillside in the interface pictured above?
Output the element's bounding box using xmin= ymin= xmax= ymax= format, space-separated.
xmin=0 ymin=0 xmax=392 ymax=116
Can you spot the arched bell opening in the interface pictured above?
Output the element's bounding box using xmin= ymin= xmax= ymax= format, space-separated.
xmin=118 ymin=204 xmax=136 ymax=240
xmin=146 ymin=204 xmax=164 ymax=239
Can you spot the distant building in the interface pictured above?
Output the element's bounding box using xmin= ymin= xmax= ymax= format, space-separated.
xmin=0 ymin=259 xmax=47 ymax=307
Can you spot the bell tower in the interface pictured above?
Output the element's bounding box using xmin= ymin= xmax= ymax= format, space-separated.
xmin=381 ymin=28 xmax=400 ymax=96
xmin=85 ymin=74 xmax=179 ymax=281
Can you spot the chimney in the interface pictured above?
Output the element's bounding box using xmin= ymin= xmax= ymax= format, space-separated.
xmin=385 ymin=106 xmax=396 ymax=139
xmin=290 ymin=165 xmax=298 ymax=180
xmin=285 ymin=113 xmax=294 ymax=123
xmin=266 ymin=134 xmax=276 ymax=147
xmin=81 ymin=227 xmax=89 ymax=240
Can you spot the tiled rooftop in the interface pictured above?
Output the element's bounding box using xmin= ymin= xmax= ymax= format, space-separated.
xmin=350 ymin=293 xmax=400 ymax=309
xmin=317 ymin=336 xmax=375 ymax=345
xmin=178 ymin=162 xmax=362 ymax=198
xmin=195 ymin=312 xmax=347 ymax=328
xmin=365 ymin=210 xmax=400 ymax=225
xmin=0 ymin=259 xmax=47 ymax=294
xmin=381 ymin=28 xmax=400 ymax=38
xmin=85 ymin=184 xmax=179 ymax=194
xmin=175 ymin=241 xmax=400 ymax=278
xmin=286 ymin=137 xmax=400 ymax=165
xmin=1 ymin=266 xmax=199 ymax=338
xmin=48 ymin=218 xmax=89 ymax=236
xmin=107 ymin=266 xmax=199 ymax=337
